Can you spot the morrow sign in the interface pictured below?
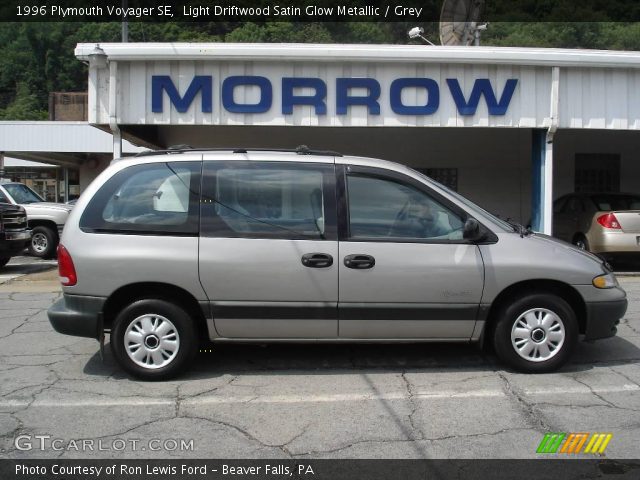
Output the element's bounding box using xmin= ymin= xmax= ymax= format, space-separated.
xmin=151 ymin=76 xmax=518 ymax=116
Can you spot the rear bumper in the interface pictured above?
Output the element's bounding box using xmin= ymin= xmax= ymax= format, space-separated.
xmin=590 ymin=231 xmax=640 ymax=254
xmin=584 ymin=298 xmax=628 ymax=340
xmin=48 ymin=294 xmax=105 ymax=339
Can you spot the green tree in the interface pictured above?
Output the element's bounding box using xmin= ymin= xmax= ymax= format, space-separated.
xmin=0 ymin=82 xmax=47 ymax=120
xmin=225 ymin=22 xmax=333 ymax=43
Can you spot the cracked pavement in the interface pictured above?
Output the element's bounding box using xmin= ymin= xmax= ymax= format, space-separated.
xmin=0 ymin=270 xmax=639 ymax=459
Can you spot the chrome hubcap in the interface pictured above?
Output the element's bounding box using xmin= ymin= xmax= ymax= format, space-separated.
xmin=32 ymin=233 xmax=48 ymax=253
xmin=124 ymin=314 xmax=180 ymax=369
xmin=575 ymin=240 xmax=586 ymax=250
xmin=511 ymin=308 xmax=565 ymax=362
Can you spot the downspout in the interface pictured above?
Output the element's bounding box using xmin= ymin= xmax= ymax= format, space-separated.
xmin=543 ymin=66 xmax=560 ymax=235
xmin=109 ymin=60 xmax=122 ymax=160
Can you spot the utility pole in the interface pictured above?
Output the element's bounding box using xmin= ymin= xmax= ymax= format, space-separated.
xmin=122 ymin=0 xmax=128 ymax=42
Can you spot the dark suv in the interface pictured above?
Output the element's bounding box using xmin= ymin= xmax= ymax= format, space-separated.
xmin=0 ymin=204 xmax=30 ymax=267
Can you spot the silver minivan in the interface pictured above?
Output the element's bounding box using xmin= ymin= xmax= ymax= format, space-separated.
xmin=48 ymin=148 xmax=627 ymax=380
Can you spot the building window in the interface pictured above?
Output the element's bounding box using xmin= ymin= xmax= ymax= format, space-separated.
xmin=575 ymin=154 xmax=620 ymax=193
xmin=416 ymin=168 xmax=458 ymax=191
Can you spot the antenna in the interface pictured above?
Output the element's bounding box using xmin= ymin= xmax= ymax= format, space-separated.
xmin=439 ymin=0 xmax=487 ymax=46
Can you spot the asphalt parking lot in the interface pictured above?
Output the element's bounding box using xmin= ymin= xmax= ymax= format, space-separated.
xmin=0 ymin=257 xmax=638 ymax=459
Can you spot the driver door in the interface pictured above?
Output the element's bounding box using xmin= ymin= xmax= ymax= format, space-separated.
xmin=337 ymin=165 xmax=485 ymax=339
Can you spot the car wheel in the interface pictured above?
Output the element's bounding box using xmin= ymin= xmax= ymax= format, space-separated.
xmin=110 ymin=298 xmax=197 ymax=380
xmin=0 ymin=257 xmax=10 ymax=268
xmin=573 ymin=234 xmax=590 ymax=251
xmin=29 ymin=226 xmax=57 ymax=258
xmin=493 ymin=293 xmax=578 ymax=373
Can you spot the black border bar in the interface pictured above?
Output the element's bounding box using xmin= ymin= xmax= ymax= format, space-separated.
xmin=2 ymin=1 xmax=640 ymax=22
xmin=2 ymin=459 xmax=640 ymax=480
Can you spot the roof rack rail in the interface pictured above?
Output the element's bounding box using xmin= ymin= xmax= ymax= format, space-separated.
xmin=134 ymin=145 xmax=342 ymax=158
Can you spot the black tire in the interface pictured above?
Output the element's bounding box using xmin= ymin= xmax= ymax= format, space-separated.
xmin=572 ymin=234 xmax=590 ymax=251
xmin=29 ymin=226 xmax=57 ymax=258
xmin=493 ymin=293 xmax=578 ymax=373
xmin=0 ymin=257 xmax=10 ymax=268
xmin=110 ymin=298 xmax=198 ymax=380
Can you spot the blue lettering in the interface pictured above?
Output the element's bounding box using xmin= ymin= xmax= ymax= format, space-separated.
xmin=151 ymin=75 xmax=212 ymax=113
xmin=282 ymin=78 xmax=327 ymax=115
xmin=336 ymin=78 xmax=380 ymax=115
xmin=150 ymin=75 xmax=518 ymax=117
xmin=390 ymin=78 xmax=440 ymax=115
xmin=222 ymin=76 xmax=272 ymax=114
xmin=447 ymin=78 xmax=518 ymax=116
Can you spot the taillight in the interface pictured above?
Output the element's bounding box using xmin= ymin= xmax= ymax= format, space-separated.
xmin=57 ymin=244 xmax=77 ymax=286
xmin=596 ymin=213 xmax=621 ymax=230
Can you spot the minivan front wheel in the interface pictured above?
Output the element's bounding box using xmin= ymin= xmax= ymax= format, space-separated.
xmin=493 ymin=293 xmax=578 ymax=373
xmin=111 ymin=299 xmax=197 ymax=380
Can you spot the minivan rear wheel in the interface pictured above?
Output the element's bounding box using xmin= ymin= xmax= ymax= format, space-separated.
xmin=111 ymin=299 xmax=197 ymax=380
xmin=493 ymin=293 xmax=578 ymax=373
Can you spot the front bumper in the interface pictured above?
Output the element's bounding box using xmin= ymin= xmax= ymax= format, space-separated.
xmin=48 ymin=294 xmax=105 ymax=339
xmin=584 ymin=298 xmax=628 ymax=340
xmin=0 ymin=230 xmax=31 ymax=257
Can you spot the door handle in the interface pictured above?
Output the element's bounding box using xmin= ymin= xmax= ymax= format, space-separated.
xmin=344 ymin=254 xmax=375 ymax=269
xmin=301 ymin=253 xmax=333 ymax=268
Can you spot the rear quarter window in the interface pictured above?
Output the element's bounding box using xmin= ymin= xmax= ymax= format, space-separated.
xmin=80 ymin=162 xmax=201 ymax=235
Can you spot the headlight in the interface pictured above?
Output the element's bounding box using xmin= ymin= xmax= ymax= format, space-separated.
xmin=593 ymin=273 xmax=619 ymax=289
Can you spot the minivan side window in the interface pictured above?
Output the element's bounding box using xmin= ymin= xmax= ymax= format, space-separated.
xmin=80 ymin=162 xmax=201 ymax=235
xmin=347 ymin=174 xmax=464 ymax=241
xmin=202 ymin=161 xmax=336 ymax=240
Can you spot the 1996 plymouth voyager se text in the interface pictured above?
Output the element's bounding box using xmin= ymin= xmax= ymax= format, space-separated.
xmin=47 ymin=147 xmax=627 ymax=380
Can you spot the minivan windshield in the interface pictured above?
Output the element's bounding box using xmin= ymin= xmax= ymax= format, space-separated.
xmin=3 ymin=183 xmax=44 ymax=204
xmin=409 ymin=168 xmax=515 ymax=232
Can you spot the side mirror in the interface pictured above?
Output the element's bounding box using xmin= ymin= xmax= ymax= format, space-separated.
xmin=463 ymin=217 xmax=482 ymax=241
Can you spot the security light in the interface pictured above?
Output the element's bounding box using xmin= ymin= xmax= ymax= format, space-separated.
xmin=408 ymin=27 xmax=435 ymax=46
xmin=408 ymin=27 xmax=424 ymax=39
xmin=88 ymin=44 xmax=108 ymax=69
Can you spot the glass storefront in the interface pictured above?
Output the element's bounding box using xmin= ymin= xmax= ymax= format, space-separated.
xmin=3 ymin=165 xmax=79 ymax=203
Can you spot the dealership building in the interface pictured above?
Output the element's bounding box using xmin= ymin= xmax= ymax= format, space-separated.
xmin=64 ymin=43 xmax=640 ymax=233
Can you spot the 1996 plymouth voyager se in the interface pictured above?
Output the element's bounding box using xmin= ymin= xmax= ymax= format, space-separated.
xmin=47 ymin=147 xmax=627 ymax=380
